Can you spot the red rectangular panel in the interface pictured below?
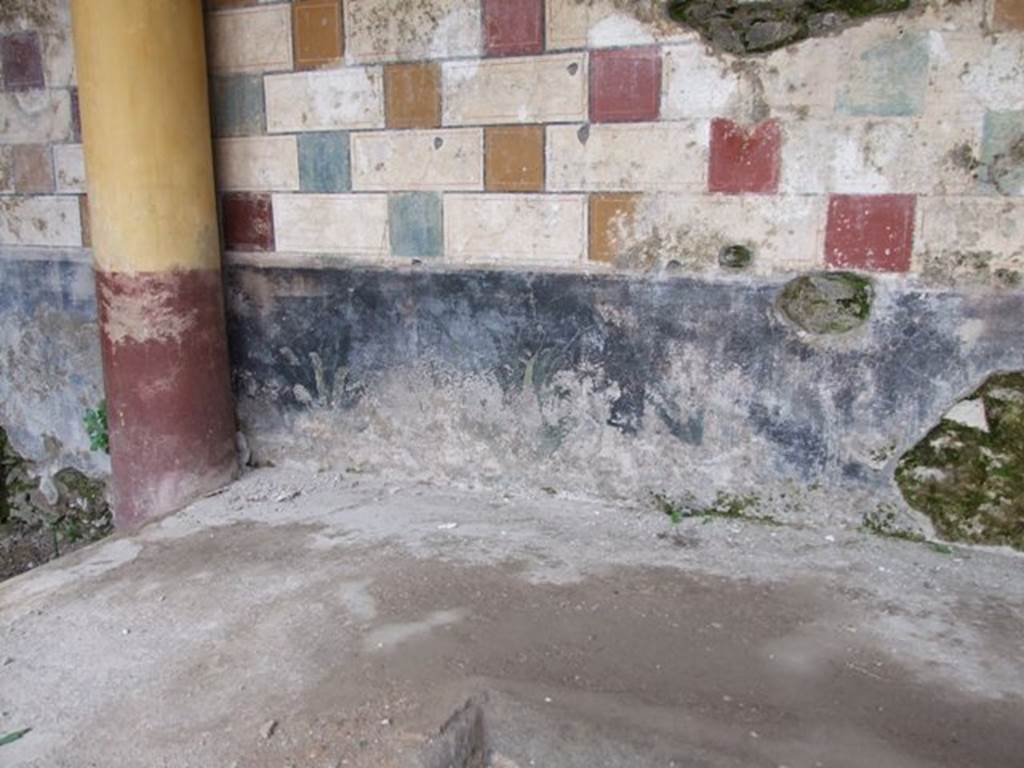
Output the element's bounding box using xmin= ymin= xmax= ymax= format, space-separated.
xmin=708 ymin=118 xmax=781 ymax=195
xmin=589 ymin=46 xmax=662 ymax=124
xmin=1 ymin=32 xmax=44 ymax=91
xmin=825 ymin=194 xmax=916 ymax=273
xmin=222 ymin=193 xmax=275 ymax=252
xmin=483 ymin=0 xmax=544 ymax=57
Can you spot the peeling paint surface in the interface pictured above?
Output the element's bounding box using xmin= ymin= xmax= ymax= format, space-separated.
xmin=97 ymin=271 xmax=200 ymax=347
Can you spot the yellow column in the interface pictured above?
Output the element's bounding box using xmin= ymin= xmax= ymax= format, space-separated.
xmin=72 ymin=0 xmax=237 ymax=526
xmin=73 ymin=0 xmax=220 ymax=274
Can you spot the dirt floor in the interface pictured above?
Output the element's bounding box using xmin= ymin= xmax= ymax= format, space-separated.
xmin=0 ymin=522 xmax=58 ymax=581
xmin=0 ymin=510 xmax=111 ymax=582
xmin=1 ymin=467 xmax=1022 ymax=767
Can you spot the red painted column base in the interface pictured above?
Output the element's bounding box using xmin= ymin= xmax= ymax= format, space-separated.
xmin=96 ymin=268 xmax=237 ymax=527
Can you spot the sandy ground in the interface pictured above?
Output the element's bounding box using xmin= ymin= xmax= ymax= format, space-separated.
xmin=1 ymin=467 xmax=1022 ymax=767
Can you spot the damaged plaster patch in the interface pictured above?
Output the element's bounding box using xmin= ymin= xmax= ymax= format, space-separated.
xmin=945 ymin=117 xmax=1024 ymax=199
xmin=604 ymin=195 xmax=818 ymax=274
xmin=575 ymin=0 xmax=673 ymax=26
xmin=0 ymin=195 xmax=79 ymax=247
xmin=666 ymin=0 xmax=913 ymax=55
xmin=942 ymin=399 xmax=988 ymax=433
xmin=99 ymin=275 xmax=199 ymax=346
xmin=617 ymin=224 xmax=720 ymax=273
xmin=777 ymin=272 xmax=873 ymax=334
xmin=980 ymin=112 xmax=1024 ymax=197
xmin=588 ymin=13 xmax=658 ymax=46
xmin=920 ymin=250 xmax=1024 ymax=291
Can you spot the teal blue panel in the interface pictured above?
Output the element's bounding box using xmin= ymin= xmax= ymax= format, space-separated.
xmin=298 ymin=132 xmax=351 ymax=193
xmin=210 ymin=74 xmax=265 ymax=137
xmin=389 ymin=193 xmax=443 ymax=259
xmin=981 ymin=110 xmax=1024 ymax=196
xmin=837 ymin=33 xmax=928 ymax=117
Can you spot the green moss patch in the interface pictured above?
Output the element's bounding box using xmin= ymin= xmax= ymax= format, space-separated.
xmin=896 ymin=373 xmax=1024 ymax=550
xmin=719 ymin=244 xmax=754 ymax=270
xmin=0 ymin=429 xmax=31 ymax=527
xmin=1 ymin=428 xmax=112 ymax=581
xmin=653 ymin=491 xmax=779 ymax=526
